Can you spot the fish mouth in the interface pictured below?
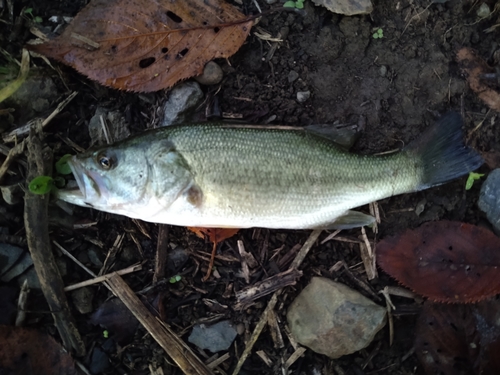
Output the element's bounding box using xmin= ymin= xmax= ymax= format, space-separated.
xmin=56 ymin=157 xmax=104 ymax=206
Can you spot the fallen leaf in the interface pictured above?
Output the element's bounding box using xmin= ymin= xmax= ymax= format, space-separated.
xmin=456 ymin=47 xmax=500 ymax=112
xmin=29 ymin=0 xmax=253 ymax=92
xmin=188 ymin=227 xmax=240 ymax=244
xmin=415 ymin=299 xmax=500 ymax=375
xmin=377 ymin=221 xmax=500 ymax=303
xmin=0 ymin=325 xmax=77 ymax=375
xmin=188 ymin=227 xmax=240 ymax=281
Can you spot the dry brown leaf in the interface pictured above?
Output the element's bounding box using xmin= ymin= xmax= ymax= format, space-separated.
xmin=456 ymin=47 xmax=500 ymax=112
xmin=377 ymin=221 xmax=500 ymax=303
xmin=29 ymin=0 xmax=253 ymax=92
xmin=188 ymin=227 xmax=240 ymax=245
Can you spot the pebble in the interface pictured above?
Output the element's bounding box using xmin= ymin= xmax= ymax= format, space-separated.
xmin=1 ymin=183 xmax=23 ymax=205
xmin=311 ymin=0 xmax=373 ymax=16
xmin=160 ymin=81 xmax=204 ymax=126
xmin=0 ymin=244 xmax=24 ymax=278
xmin=188 ymin=320 xmax=238 ymax=353
xmin=478 ymin=169 xmax=500 ymax=235
xmin=88 ymin=107 xmax=130 ymax=146
xmin=288 ymin=70 xmax=300 ymax=83
xmin=287 ymin=277 xmax=386 ymax=358
xmin=297 ymin=91 xmax=311 ymax=103
xmin=195 ymin=61 xmax=224 ymax=86
xmin=379 ymin=65 xmax=387 ymax=77
xmin=476 ymin=3 xmax=491 ymax=18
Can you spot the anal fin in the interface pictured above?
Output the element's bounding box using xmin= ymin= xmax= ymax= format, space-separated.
xmin=316 ymin=210 xmax=375 ymax=230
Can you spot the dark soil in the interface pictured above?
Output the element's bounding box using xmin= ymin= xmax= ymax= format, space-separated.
xmin=1 ymin=0 xmax=499 ymax=374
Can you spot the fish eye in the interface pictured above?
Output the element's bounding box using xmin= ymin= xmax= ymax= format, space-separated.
xmin=97 ymin=152 xmax=114 ymax=170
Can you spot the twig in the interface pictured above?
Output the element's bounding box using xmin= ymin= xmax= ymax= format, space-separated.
xmin=0 ymin=140 xmax=25 ymax=183
xmin=24 ymin=130 xmax=85 ymax=356
xmin=231 ymin=230 xmax=322 ymax=375
xmin=154 ymin=225 xmax=169 ymax=284
xmin=64 ymin=263 xmax=143 ymax=292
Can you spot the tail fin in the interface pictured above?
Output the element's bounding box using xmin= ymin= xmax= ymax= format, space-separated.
xmin=405 ymin=112 xmax=483 ymax=190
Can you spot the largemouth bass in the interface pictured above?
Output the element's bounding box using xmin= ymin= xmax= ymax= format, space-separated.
xmin=57 ymin=112 xmax=483 ymax=229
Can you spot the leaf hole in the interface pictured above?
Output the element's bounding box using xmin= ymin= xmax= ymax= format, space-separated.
xmin=203 ymin=21 xmax=208 ymax=26
xmin=110 ymin=45 xmax=117 ymax=52
xmin=448 ymin=245 xmax=453 ymax=251
xmin=161 ymin=47 xmax=169 ymax=54
xmin=166 ymin=11 xmax=183 ymax=23
xmin=177 ymin=48 xmax=189 ymax=59
xmin=213 ymin=27 xmax=220 ymax=33
xmin=139 ymin=57 xmax=156 ymax=68
xmin=476 ymin=272 xmax=481 ymax=277
xmin=450 ymin=323 xmax=458 ymax=331
xmin=428 ymin=321 xmax=434 ymax=326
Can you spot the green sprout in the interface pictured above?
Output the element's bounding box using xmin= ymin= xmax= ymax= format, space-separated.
xmin=465 ymin=172 xmax=484 ymax=190
xmin=28 ymin=176 xmax=54 ymax=195
xmin=372 ymin=28 xmax=384 ymax=39
xmin=23 ymin=8 xmax=43 ymax=23
xmin=28 ymin=155 xmax=74 ymax=194
xmin=283 ymin=0 xmax=305 ymax=9
xmin=169 ymin=275 xmax=182 ymax=284
xmin=55 ymin=154 xmax=73 ymax=175
xmin=103 ymin=330 xmax=109 ymax=338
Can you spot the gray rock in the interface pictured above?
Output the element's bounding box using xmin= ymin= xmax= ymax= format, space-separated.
xmin=478 ymin=169 xmax=500 ymax=235
xmin=476 ymin=3 xmax=491 ymax=18
xmin=297 ymin=91 xmax=311 ymax=103
xmin=1 ymin=252 xmax=33 ymax=282
xmin=71 ymin=287 xmax=94 ymax=314
xmin=379 ymin=65 xmax=387 ymax=78
xmin=1 ymin=183 xmax=23 ymax=205
xmin=311 ymin=0 xmax=373 ymax=15
xmin=160 ymin=81 xmax=204 ymax=127
xmin=0 ymin=243 xmax=24 ymax=277
xmin=17 ymin=267 xmax=41 ymax=289
xmin=167 ymin=245 xmax=189 ymax=273
xmin=287 ymin=277 xmax=386 ymax=359
xmin=288 ymin=70 xmax=300 ymax=83
xmin=195 ymin=61 xmax=224 ymax=86
xmin=188 ymin=320 xmax=238 ymax=352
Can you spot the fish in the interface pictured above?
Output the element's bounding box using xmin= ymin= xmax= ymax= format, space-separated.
xmin=56 ymin=112 xmax=483 ymax=229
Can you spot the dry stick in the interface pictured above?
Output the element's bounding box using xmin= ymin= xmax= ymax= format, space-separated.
xmin=0 ymin=140 xmax=25 ymax=183
xmin=3 ymin=91 xmax=78 ymax=143
xmin=231 ymin=229 xmax=322 ymax=375
xmin=24 ymin=130 xmax=85 ymax=356
xmin=154 ymin=224 xmax=169 ymax=284
xmin=64 ymin=263 xmax=143 ymax=292
xmin=105 ymin=274 xmax=214 ymax=375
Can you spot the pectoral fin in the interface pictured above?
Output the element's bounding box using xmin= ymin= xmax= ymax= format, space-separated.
xmin=317 ymin=210 xmax=376 ymax=230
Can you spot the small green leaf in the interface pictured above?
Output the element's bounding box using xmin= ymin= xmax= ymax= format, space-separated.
xmin=56 ymin=154 xmax=73 ymax=175
xmin=465 ymin=172 xmax=484 ymax=190
xmin=103 ymin=330 xmax=109 ymax=338
xmin=34 ymin=16 xmax=43 ymax=23
xmin=372 ymin=32 xmax=379 ymax=39
xmin=24 ymin=8 xmax=33 ymax=15
xmin=169 ymin=275 xmax=182 ymax=283
xmin=283 ymin=1 xmax=296 ymax=7
xmin=29 ymin=176 xmax=54 ymax=195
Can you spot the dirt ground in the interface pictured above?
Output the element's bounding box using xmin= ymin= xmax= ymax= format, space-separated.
xmin=1 ymin=0 xmax=499 ymax=374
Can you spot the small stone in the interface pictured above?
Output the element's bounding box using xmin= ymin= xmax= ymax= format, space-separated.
xmin=287 ymin=277 xmax=386 ymax=359
xmin=297 ymin=91 xmax=311 ymax=103
xmin=160 ymin=81 xmax=204 ymax=126
xmin=188 ymin=320 xmax=238 ymax=352
xmin=379 ymin=65 xmax=387 ymax=77
xmin=478 ymin=169 xmax=500 ymax=235
xmin=0 ymin=243 xmax=24 ymax=277
xmin=415 ymin=198 xmax=427 ymax=216
xmin=476 ymin=3 xmax=491 ymax=18
xmin=1 ymin=183 xmax=23 ymax=205
xmin=288 ymin=70 xmax=300 ymax=83
xmin=88 ymin=107 xmax=130 ymax=146
xmin=195 ymin=61 xmax=224 ymax=86
xmin=167 ymin=246 xmax=189 ymax=273
xmin=71 ymin=287 xmax=94 ymax=314
xmin=311 ymin=0 xmax=373 ymax=16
